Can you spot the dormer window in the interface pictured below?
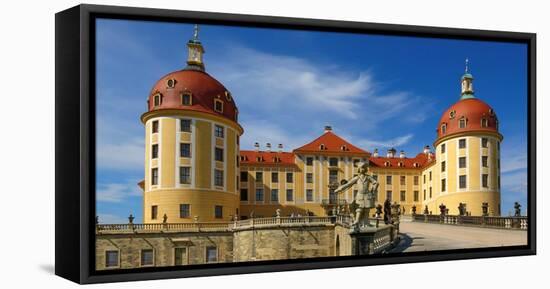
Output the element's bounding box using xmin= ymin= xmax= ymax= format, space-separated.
xmin=413 ymin=163 xmax=419 ymax=168
xmin=459 ymin=117 xmax=467 ymax=129
xmin=441 ymin=124 xmax=447 ymax=134
xmin=481 ymin=118 xmax=488 ymax=128
xmin=235 ymin=108 xmax=239 ymax=121
xmin=384 ymin=161 xmax=390 ymax=167
xmin=319 ymin=144 xmax=326 ymax=150
xmin=214 ymin=99 xmax=224 ymax=113
xmin=449 ymin=110 xmax=456 ymax=119
xmin=256 ymin=156 xmax=263 ymax=162
xmin=225 ymin=91 xmax=232 ymax=102
xmin=341 ymin=145 xmax=348 ymax=151
xmin=398 ymin=162 xmax=404 ymax=167
xmin=166 ymin=78 xmax=177 ymax=88
xmin=273 ymin=157 xmax=280 ymax=163
xmin=181 ymin=92 xmax=192 ymax=106
xmin=153 ymin=93 xmax=162 ymax=107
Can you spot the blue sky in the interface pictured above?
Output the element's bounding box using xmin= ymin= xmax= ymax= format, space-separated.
xmin=95 ymin=19 xmax=528 ymax=223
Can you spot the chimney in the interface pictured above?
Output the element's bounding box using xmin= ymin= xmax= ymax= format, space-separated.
xmin=254 ymin=142 xmax=260 ymax=152
xmin=324 ymin=125 xmax=332 ymax=133
xmin=423 ymin=145 xmax=430 ymax=155
xmin=387 ymin=148 xmax=396 ymax=158
xmin=400 ymin=150 xmax=406 ymax=159
xmin=373 ymin=148 xmax=379 ymax=158
xmin=266 ymin=143 xmax=272 ymax=152
xmin=277 ymin=143 xmax=283 ymax=153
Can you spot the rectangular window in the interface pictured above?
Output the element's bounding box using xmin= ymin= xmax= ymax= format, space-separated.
xmin=482 ymin=156 xmax=488 ymax=167
xmin=140 ymin=249 xmax=154 ymax=266
xmin=240 ymin=171 xmax=248 ymax=182
xmin=255 ymin=189 xmax=264 ymax=202
xmin=423 ymin=174 xmax=426 ymax=184
xmin=400 ymin=190 xmax=406 ymax=202
xmin=459 ymin=157 xmax=467 ymax=168
xmin=306 ymin=157 xmax=313 ymax=166
xmin=459 ymin=138 xmax=466 ymax=149
xmin=180 ymin=119 xmax=191 ymax=132
xmin=306 ymin=189 xmax=314 ymax=202
xmin=214 ymin=170 xmax=224 ymax=187
xmin=179 ymin=166 xmax=191 ymax=184
xmin=214 ymin=125 xmax=224 ymax=138
xmin=151 ymin=168 xmax=158 ymax=185
xmin=441 ymin=143 xmax=446 ymax=154
xmin=105 ymin=250 xmax=119 ymax=268
xmin=386 ymin=175 xmax=392 ymax=185
xmin=429 ymin=187 xmax=432 ymax=198
xmin=441 ymin=179 xmax=446 ymax=192
xmin=400 ymin=176 xmax=406 ymax=186
xmin=414 ymin=190 xmax=419 ymax=202
xmin=151 ymin=205 xmax=158 ymax=220
xmin=180 ymin=143 xmax=191 ymax=158
xmin=214 ymin=206 xmax=223 ymax=219
xmin=414 ymin=176 xmax=419 ymax=186
xmin=206 ymin=246 xmax=217 ymax=263
xmin=329 ymin=158 xmax=338 ymax=167
xmin=182 ymin=94 xmax=192 ymax=106
xmin=329 ymin=170 xmax=338 ymax=184
xmin=179 ymin=204 xmax=190 ymax=218
xmin=271 ymin=172 xmax=279 ymax=183
xmin=271 ymin=189 xmax=279 ymax=203
xmin=151 ymin=144 xmax=159 ymax=159
xmin=482 ymin=138 xmax=488 ymax=148
xmin=286 ymin=189 xmax=294 ymax=202
xmin=240 ymin=189 xmax=248 ymax=201
xmin=423 ymin=190 xmax=426 ymax=200
xmin=482 ymin=174 xmax=489 ymax=188
xmin=441 ymin=161 xmax=446 ymax=172
xmin=429 ymin=171 xmax=432 ymax=181
xmin=214 ymin=99 xmax=224 ymax=112
xmin=215 ymin=148 xmax=224 ymax=162
xmin=459 ymin=118 xmax=466 ymax=128
xmin=306 ymin=173 xmax=313 ymax=183
xmin=152 ymin=120 xmax=159 ymax=134
xmin=174 ymin=247 xmax=188 ymax=266
xmin=286 ymin=172 xmax=293 ymax=183
xmin=386 ymin=191 xmax=392 ymax=202
xmin=255 ymin=172 xmax=263 ymax=183
xmin=459 ymin=175 xmax=467 ymax=189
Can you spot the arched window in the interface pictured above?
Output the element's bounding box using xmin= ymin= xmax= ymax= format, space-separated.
xmin=341 ymin=145 xmax=347 ymax=151
xmin=459 ymin=117 xmax=467 ymax=129
xmin=153 ymin=93 xmax=162 ymax=107
xmin=319 ymin=144 xmax=326 ymax=150
xmin=481 ymin=118 xmax=488 ymax=128
xmin=384 ymin=161 xmax=390 ymax=167
xmin=441 ymin=124 xmax=447 ymax=134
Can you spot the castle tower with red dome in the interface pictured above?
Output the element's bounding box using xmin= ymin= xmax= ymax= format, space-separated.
xmin=425 ymin=60 xmax=502 ymax=215
xmin=140 ymin=25 xmax=243 ymax=223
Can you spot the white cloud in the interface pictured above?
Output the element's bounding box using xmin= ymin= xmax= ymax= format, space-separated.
xmin=96 ymin=137 xmax=144 ymax=171
xmin=354 ymin=134 xmax=415 ymax=151
xmin=500 ymin=151 xmax=527 ymax=173
xmin=501 ymin=171 xmax=528 ymax=196
xmin=97 ymin=182 xmax=142 ymax=203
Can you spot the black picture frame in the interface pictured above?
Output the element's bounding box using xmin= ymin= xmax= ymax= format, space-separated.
xmin=55 ymin=4 xmax=536 ymax=284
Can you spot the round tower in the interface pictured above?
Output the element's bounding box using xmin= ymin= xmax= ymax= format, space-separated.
xmin=141 ymin=25 xmax=243 ymax=223
xmin=433 ymin=60 xmax=502 ymax=216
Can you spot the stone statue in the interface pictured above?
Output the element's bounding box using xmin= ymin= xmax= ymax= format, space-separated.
xmin=95 ymin=215 xmax=99 ymax=225
xmin=514 ymin=202 xmax=521 ymax=217
xmin=128 ymin=214 xmax=134 ymax=224
xmin=411 ymin=205 xmax=417 ymax=215
xmin=276 ymin=208 xmax=281 ymax=218
xmin=162 ymin=213 xmax=168 ymax=224
xmin=439 ymin=203 xmax=446 ymax=216
xmin=458 ymin=203 xmax=465 ymax=216
xmin=482 ymin=202 xmax=489 ymax=217
xmin=333 ymin=161 xmax=379 ymax=227
xmin=423 ymin=205 xmax=429 ymax=215
xmin=383 ymin=199 xmax=392 ymax=224
xmin=375 ymin=204 xmax=383 ymax=218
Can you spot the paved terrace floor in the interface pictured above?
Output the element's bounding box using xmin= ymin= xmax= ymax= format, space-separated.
xmin=389 ymin=220 xmax=528 ymax=253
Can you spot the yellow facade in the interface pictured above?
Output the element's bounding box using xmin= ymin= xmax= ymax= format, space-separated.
xmin=141 ymin=110 xmax=243 ymax=223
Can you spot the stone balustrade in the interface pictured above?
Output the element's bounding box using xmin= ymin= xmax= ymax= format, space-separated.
xmin=411 ymin=214 xmax=528 ymax=230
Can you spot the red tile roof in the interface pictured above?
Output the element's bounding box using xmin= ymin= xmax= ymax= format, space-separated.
xmin=293 ymin=131 xmax=370 ymax=156
xmin=240 ymin=150 xmax=296 ymax=167
xmin=369 ymin=153 xmax=435 ymax=169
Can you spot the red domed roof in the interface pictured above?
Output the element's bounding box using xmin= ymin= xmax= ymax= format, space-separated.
xmin=437 ymin=97 xmax=499 ymax=140
xmin=146 ymin=69 xmax=238 ymax=123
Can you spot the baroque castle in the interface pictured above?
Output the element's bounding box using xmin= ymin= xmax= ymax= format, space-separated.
xmin=139 ymin=26 xmax=502 ymax=224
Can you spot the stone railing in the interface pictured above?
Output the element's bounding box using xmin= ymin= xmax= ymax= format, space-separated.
xmin=233 ymin=216 xmax=338 ymax=229
xmin=372 ymin=226 xmax=393 ymax=253
xmin=96 ymin=222 xmax=233 ymax=233
xmin=411 ymin=214 xmax=528 ymax=230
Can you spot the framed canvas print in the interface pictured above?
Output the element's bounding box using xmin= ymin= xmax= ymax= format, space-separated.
xmin=55 ymin=4 xmax=536 ymax=284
